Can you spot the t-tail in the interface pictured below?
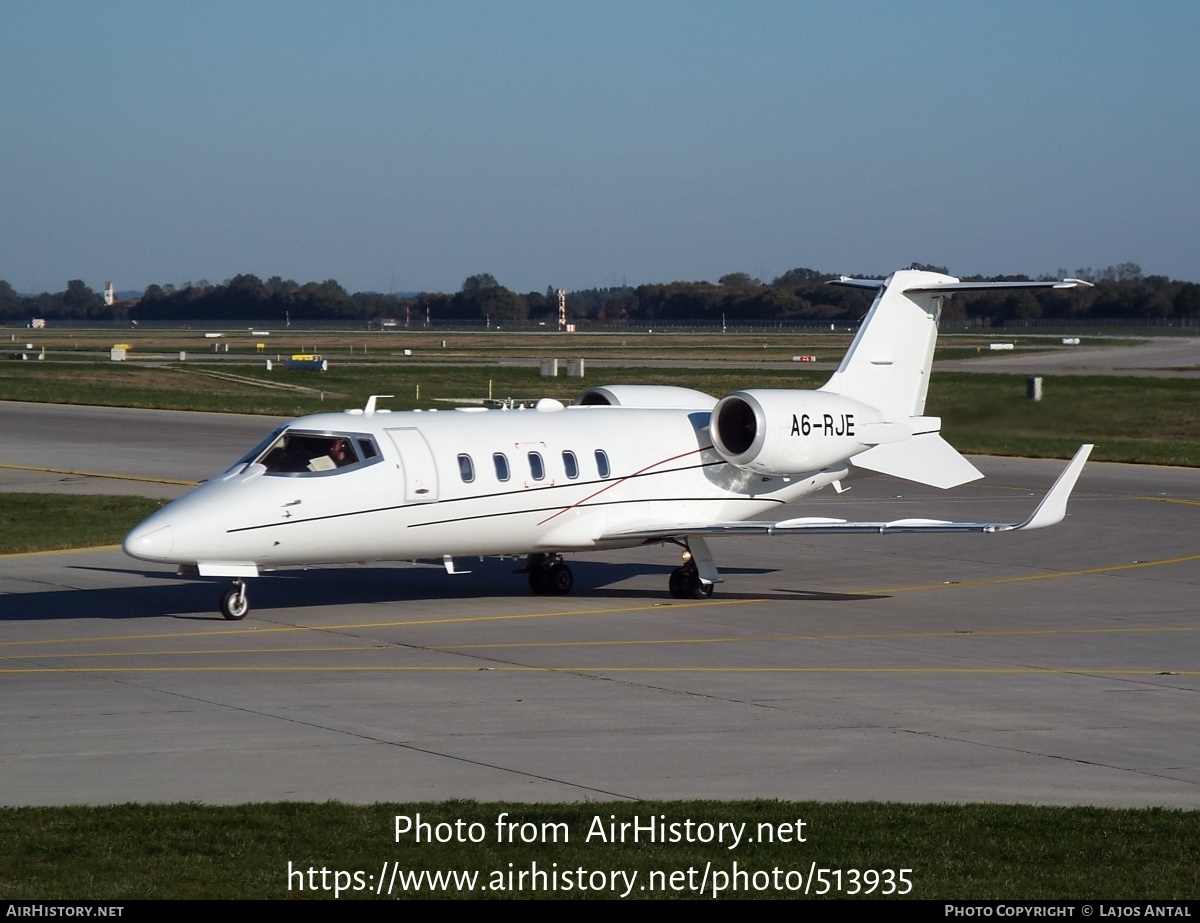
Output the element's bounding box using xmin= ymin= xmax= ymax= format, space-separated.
xmin=705 ymin=270 xmax=1091 ymax=490
xmin=815 ymin=270 xmax=1092 ymax=489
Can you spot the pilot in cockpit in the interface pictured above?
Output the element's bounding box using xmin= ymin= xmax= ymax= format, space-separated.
xmin=329 ymin=438 xmax=353 ymax=467
xmin=254 ymin=431 xmax=363 ymax=474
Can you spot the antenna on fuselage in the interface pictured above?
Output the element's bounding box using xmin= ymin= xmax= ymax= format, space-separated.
xmin=363 ymin=394 xmax=394 ymax=415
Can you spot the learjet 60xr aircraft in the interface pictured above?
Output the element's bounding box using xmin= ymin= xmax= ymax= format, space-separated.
xmin=124 ymin=270 xmax=1094 ymax=619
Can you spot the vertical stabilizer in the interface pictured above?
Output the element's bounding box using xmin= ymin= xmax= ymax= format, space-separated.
xmin=820 ymin=269 xmax=954 ymax=421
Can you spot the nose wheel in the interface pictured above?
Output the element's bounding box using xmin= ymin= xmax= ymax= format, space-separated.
xmin=219 ymin=580 xmax=250 ymax=620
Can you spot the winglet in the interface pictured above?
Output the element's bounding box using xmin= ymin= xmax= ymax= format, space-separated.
xmin=1013 ymin=444 xmax=1093 ymax=530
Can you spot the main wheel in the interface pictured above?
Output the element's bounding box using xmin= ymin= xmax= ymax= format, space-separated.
xmin=529 ymin=568 xmax=551 ymax=595
xmin=219 ymin=586 xmax=249 ymax=620
xmin=671 ymin=565 xmax=713 ymax=600
xmin=547 ymin=562 xmax=574 ymax=595
xmin=668 ymin=567 xmax=687 ymax=599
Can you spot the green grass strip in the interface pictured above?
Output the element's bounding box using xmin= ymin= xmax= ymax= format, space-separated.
xmin=1 ymin=801 xmax=1196 ymax=899
xmin=0 ymin=495 xmax=166 ymax=555
xmin=4 ymin=361 xmax=1200 ymax=464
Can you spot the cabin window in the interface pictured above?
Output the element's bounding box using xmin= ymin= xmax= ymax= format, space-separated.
xmin=493 ymin=453 xmax=510 ymax=482
xmin=528 ymin=451 xmax=545 ymax=481
xmin=595 ymin=449 xmax=611 ymax=479
xmin=562 ymin=450 xmax=579 ymax=479
xmin=357 ymin=438 xmax=378 ymax=459
xmin=457 ymin=454 xmax=475 ymax=483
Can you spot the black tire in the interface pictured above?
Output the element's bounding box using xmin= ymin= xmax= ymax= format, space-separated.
xmin=668 ymin=568 xmax=686 ymax=599
xmin=676 ymin=566 xmax=713 ymax=600
xmin=529 ymin=568 xmax=551 ymax=595
xmin=547 ymin=562 xmax=574 ymax=596
xmin=219 ymin=586 xmax=249 ymax=620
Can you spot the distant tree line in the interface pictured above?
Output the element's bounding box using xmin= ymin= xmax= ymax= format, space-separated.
xmin=2 ymin=263 xmax=1198 ymax=327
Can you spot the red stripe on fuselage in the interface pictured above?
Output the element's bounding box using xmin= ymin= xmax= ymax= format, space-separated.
xmin=536 ymin=444 xmax=714 ymax=527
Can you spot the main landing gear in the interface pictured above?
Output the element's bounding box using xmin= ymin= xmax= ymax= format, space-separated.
xmin=668 ymin=541 xmax=715 ymax=599
xmin=521 ymin=553 xmax=574 ymax=596
xmin=219 ymin=579 xmax=250 ymax=620
xmin=668 ymin=563 xmax=713 ymax=599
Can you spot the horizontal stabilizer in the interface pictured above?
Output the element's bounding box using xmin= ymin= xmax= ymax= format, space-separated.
xmin=599 ymin=445 xmax=1092 ymax=541
xmin=903 ymin=279 xmax=1093 ymax=294
xmin=850 ymin=432 xmax=983 ymax=489
xmin=830 ymin=277 xmax=1094 ymax=293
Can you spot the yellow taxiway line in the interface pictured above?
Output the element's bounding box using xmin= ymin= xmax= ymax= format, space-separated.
xmin=0 ymin=462 xmax=198 ymax=487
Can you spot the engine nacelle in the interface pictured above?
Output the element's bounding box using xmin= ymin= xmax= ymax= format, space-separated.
xmin=575 ymin=385 xmax=716 ymax=409
xmin=711 ymin=389 xmax=885 ymax=475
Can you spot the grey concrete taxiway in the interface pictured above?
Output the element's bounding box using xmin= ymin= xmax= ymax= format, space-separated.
xmin=1 ymin=401 xmax=1198 ymax=807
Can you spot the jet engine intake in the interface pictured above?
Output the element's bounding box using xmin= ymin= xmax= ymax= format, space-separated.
xmin=711 ymin=389 xmax=883 ymax=475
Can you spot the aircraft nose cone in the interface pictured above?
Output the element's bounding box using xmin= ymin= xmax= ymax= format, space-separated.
xmin=123 ymin=524 xmax=174 ymax=561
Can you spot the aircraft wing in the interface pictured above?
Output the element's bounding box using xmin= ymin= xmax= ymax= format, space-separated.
xmin=601 ymin=445 xmax=1092 ymax=541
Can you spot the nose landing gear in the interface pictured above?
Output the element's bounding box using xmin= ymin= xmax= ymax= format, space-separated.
xmin=219 ymin=579 xmax=250 ymax=620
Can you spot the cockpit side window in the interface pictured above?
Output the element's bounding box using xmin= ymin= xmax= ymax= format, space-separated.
xmin=254 ymin=430 xmax=381 ymax=476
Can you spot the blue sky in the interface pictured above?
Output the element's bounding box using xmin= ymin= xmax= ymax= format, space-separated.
xmin=2 ymin=1 xmax=1197 ymax=294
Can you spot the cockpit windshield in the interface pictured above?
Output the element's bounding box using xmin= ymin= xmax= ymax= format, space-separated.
xmin=231 ymin=425 xmax=287 ymax=468
xmin=238 ymin=429 xmax=382 ymax=476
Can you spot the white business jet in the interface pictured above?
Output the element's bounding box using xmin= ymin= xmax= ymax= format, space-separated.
xmin=124 ymin=269 xmax=1094 ymax=620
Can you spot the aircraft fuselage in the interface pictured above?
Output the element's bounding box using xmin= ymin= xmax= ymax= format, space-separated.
xmin=124 ymin=401 xmax=845 ymax=573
